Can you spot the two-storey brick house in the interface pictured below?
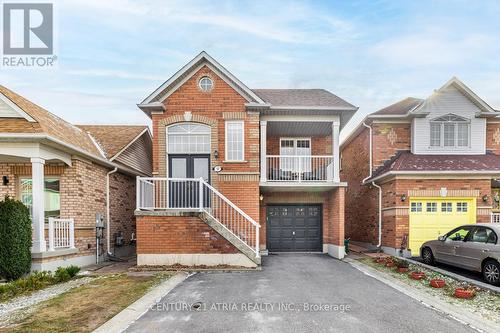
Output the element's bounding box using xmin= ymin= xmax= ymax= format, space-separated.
xmin=341 ymin=77 xmax=500 ymax=257
xmin=135 ymin=52 xmax=358 ymax=267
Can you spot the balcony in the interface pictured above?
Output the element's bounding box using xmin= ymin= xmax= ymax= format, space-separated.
xmin=265 ymin=155 xmax=334 ymax=182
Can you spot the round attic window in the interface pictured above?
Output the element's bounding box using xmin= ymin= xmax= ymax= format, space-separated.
xmin=198 ymin=76 xmax=213 ymax=92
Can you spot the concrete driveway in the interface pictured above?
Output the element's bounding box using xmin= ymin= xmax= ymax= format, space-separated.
xmin=126 ymin=254 xmax=476 ymax=333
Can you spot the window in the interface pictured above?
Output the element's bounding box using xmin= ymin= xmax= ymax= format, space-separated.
xmin=426 ymin=202 xmax=437 ymax=212
xmin=457 ymin=202 xmax=468 ymax=212
xmin=225 ymin=121 xmax=244 ymax=161
xmin=20 ymin=178 xmax=60 ymax=221
xmin=441 ymin=202 xmax=452 ymax=212
xmin=198 ymin=76 xmax=213 ymax=92
xmin=469 ymin=227 xmax=497 ymax=244
xmin=445 ymin=227 xmax=472 ymax=242
xmin=411 ymin=202 xmax=422 ymax=212
xmin=429 ymin=114 xmax=470 ymax=149
xmin=167 ymin=123 xmax=210 ymax=154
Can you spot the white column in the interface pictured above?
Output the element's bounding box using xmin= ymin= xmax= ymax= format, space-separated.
xmin=260 ymin=121 xmax=267 ymax=182
xmin=31 ymin=157 xmax=46 ymax=253
xmin=332 ymin=122 xmax=340 ymax=182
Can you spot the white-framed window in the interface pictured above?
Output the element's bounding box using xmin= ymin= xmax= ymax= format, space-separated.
xmin=457 ymin=202 xmax=468 ymax=212
xmin=167 ymin=123 xmax=210 ymax=154
xmin=429 ymin=114 xmax=470 ymax=148
xmin=441 ymin=202 xmax=453 ymax=213
xmin=225 ymin=121 xmax=244 ymax=161
xmin=198 ymin=76 xmax=213 ymax=92
xmin=19 ymin=177 xmax=60 ymax=221
xmin=411 ymin=202 xmax=422 ymax=213
xmin=426 ymin=202 xmax=437 ymax=212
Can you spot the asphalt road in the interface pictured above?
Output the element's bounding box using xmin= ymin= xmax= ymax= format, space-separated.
xmin=126 ymin=254 xmax=476 ymax=333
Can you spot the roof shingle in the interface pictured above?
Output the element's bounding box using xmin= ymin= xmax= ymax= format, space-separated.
xmin=77 ymin=125 xmax=148 ymax=159
xmin=252 ymin=89 xmax=356 ymax=109
xmin=371 ymin=97 xmax=423 ymax=116
xmin=369 ymin=151 xmax=500 ymax=181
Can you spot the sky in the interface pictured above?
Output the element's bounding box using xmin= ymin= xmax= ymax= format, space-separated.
xmin=3 ymin=0 xmax=500 ymax=140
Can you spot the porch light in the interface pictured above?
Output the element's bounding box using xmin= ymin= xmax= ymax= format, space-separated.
xmin=400 ymin=194 xmax=407 ymax=202
xmin=482 ymin=194 xmax=489 ymax=202
xmin=259 ymin=195 xmax=264 ymax=201
xmin=214 ymin=150 xmax=219 ymax=159
xmin=2 ymin=176 xmax=8 ymax=186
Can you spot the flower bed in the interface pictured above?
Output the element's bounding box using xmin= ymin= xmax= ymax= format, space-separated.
xmin=357 ymin=256 xmax=500 ymax=324
xmin=0 ymin=266 xmax=80 ymax=302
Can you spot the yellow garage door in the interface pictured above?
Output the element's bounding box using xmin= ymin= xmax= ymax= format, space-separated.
xmin=408 ymin=197 xmax=476 ymax=256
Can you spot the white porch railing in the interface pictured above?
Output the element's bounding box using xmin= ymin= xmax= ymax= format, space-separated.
xmin=491 ymin=212 xmax=500 ymax=223
xmin=266 ymin=155 xmax=334 ymax=182
xmin=136 ymin=177 xmax=260 ymax=257
xmin=48 ymin=218 xmax=75 ymax=251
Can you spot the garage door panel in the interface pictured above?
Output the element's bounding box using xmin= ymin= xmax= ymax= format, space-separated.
xmin=267 ymin=205 xmax=322 ymax=252
xmin=409 ymin=198 xmax=475 ymax=256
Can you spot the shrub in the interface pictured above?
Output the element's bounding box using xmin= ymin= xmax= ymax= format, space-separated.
xmin=65 ymin=265 xmax=80 ymax=278
xmin=0 ymin=196 xmax=32 ymax=280
xmin=54 ymin=267 xmax=71 ymax=282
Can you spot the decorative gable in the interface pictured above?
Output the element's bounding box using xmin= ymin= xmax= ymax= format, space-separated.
xmin=0 ymin=93 xmax=36 ymax=121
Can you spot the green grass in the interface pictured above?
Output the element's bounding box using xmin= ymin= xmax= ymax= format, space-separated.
xmin=1 ymin=273 xmax=172 ymax=333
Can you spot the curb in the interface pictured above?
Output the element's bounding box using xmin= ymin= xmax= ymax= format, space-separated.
xmin=92 ymin=272 xmax=190 ymax=333
xmin=401 ymin=257 xmax=500 ymax=294
xmin=346 ymin=259 xmax=499 ymax=333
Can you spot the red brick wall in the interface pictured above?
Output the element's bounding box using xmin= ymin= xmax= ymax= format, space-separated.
xmin=486 ymin=121 xmax=500 ymax=154
xmin=327 ymin=187 xmax=345 ymax=246
xmin=136 ymin=215 xmax=238 ymax=254
xmin=372 ymin=123 xmax=411 ymax=170
xmin=109 ymin=172 xmax=136 ymax=250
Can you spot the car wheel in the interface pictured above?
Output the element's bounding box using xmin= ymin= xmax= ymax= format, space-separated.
xmin=421 ymin=247 xmax=434 ymax=265
xmin=482 ymin=260 xmax=500 ymax=286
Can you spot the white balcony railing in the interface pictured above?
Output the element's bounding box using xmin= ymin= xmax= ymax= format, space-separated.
xmin=265 ymin=155 xmax=334 ymax=182
xmin=48 ymin=218 xmax=75 ymax=251
xmin=492 ymin=212 xmax=500 ymax=223
xmin=136 ymin=177 xmax=260 ymax=257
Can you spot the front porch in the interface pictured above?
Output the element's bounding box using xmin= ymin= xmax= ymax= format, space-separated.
xmin=259 ymin=115 xmax=343 ymax=190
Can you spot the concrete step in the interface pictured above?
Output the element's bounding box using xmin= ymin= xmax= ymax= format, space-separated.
xmin=199 ymin=212 xmax=261 ymax=265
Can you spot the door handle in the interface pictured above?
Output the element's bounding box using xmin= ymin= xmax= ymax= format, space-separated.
xmin=482 ymin=249 xmax=490 ymax=253
xmin=292 ymin=231 xmax=295 ymax=235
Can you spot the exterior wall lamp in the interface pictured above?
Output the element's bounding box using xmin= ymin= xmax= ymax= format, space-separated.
xmin=214 ymin=150 xmax=219 ymax=159
xmin=482 ymin=194 xmax=489 ymax=202
xmin=400 ymin=193 xmax=407 ymax=202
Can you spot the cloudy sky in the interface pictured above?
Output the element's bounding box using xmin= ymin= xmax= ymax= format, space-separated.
xmin=3 ymin=0 xmax=500 ymax=139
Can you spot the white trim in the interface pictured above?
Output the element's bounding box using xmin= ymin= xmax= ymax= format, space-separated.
xmin=87 ymin=133 xmax=107 ymax=159
xmin=225 ymin=120 xmax=245 ymax=162
xmin=368 ymin=170 xmax=500 ymax=183
xmin=110 ymin=127 xmax=150 ymax=161
xmin=0 ymin=93 xmax=36 ymax=122
xmin=269 ymin=105 xmax=358 ymax=111
xmin=31 ymin=254 xmax=96 ymax=272
xmin=325 ymin=244 xmax=345 ymax=259
xmin=141 ymin=51 xmax=265 ymax=105
xmin=260 ymin=114 xmax=340 ymax=122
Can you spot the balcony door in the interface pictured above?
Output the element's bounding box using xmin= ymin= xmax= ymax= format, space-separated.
xmin=279 ymin=138 xmax=311 ymax=173
xmin=168 ymin=155 xmax=210 ymax=208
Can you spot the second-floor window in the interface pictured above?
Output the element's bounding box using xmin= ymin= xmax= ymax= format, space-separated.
xmin=225 ymin=121 xmax=244 ymax=161
xmin=429 ymin=114 xmax=470 ymax=148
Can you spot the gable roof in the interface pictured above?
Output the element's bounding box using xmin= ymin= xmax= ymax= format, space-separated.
xmin=77 ymin=125 xmax=149 ymax=159
xmin=370 ymin=97 xmax=423 ymax=116
xmin=139 ymin=51 xmax=265 ymax=109
xmin=0 ymin=85 xmax=101 ymax=156
xmin=252 ymin=89 xmax=357 ymax=110
xmin=367 ymin=150 xmax=500 ymax=183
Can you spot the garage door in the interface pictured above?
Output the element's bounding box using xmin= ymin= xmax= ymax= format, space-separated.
xmin=267 ymin=205 xmax=322 ymax=252
xmin=409 ymin=197 xmax=476 ymax=256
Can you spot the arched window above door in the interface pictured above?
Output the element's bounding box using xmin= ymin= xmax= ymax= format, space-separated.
xmin=167 ymin=123 xmax=210 ymax=154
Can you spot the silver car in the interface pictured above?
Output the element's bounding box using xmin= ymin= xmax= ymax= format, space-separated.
xmin=420 ymin=223 xmax=500 ymax=285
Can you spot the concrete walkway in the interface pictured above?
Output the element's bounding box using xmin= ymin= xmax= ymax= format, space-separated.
xmin=125 ymin=254 xmax=477 ymax=333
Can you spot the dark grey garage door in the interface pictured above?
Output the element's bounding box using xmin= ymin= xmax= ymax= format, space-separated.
xmin=267 ymin=205 xmax=322 ymax=252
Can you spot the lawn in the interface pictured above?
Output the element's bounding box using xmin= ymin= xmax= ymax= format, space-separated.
xmin=0 ymin=273 xmax=171 ymax=333
xmin=357 ymin=257 xmax=500 ymax=323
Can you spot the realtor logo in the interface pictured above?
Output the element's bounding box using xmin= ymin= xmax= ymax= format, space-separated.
xmin=2 ymin=3 xmax=56 ymax=67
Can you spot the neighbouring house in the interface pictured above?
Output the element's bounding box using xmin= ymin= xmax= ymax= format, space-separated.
xmin=135 ymin=51 xmax=358 ymax=267
xmin=0 ymin=85 xmax=152 ymax=271
xmin=341 ymin=77 xmax=500 ymax=257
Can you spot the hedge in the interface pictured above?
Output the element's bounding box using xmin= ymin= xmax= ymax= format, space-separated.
xmin=0 ymin=196 xmax=32 ymax=280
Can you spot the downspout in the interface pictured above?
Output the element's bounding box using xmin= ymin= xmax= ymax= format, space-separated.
xmin=362 ymin=122 xmax=382 ymax=249
xmin=106 ymin=167 xmax=118 ymax=256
